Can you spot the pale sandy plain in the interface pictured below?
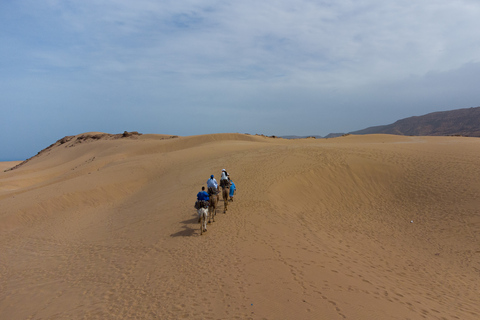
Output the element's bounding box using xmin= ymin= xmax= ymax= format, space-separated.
xmin=1 ymin=133 xmax=479 ymax=320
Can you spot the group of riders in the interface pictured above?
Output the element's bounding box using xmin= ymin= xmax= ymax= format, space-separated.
xmin=196 ymin=169 xmax=236 ymax=206
xmin=195 ymin=169 xmax=236 ymax=231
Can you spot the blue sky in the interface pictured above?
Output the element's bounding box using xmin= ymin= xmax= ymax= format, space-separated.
xmin=2 ymin=0 xmax=480 ymax=160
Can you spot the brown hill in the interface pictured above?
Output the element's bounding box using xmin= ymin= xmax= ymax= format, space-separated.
xmin=1 ymin=133 xmax=480 ymax=319
xmin=5 ymin=131 xmax=146 ymax=172
xmin=350 ymin=106 xmax=480 ymax=137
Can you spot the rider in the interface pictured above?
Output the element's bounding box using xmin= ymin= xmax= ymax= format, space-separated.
xmin=197 ymin=186 xmax=210 ymax=202
xmin=196 ymin=186 xmax=209 ymax=223
xmin=220 ymin=169 xmax=229 ymax=181
xmin=220 ymin=169 xmax=230 ymax=189
xmin=207 ymin=174 xmax=218 ymax=195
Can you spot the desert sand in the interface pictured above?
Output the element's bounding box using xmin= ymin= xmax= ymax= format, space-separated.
xmin=1 ymin=133 xmax=479 ymax=319
xmin=0 ymin=162 xmax=21 ymax=173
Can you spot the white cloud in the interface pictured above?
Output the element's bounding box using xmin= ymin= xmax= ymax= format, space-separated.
xmin=2 ymin=0 xmax=480 ymax=159
xmin=9 ymin=0 xmax=478 ymax=86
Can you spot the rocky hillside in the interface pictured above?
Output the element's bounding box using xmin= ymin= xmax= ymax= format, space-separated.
xmin=350 ymin=106 xmax=480 ymax=137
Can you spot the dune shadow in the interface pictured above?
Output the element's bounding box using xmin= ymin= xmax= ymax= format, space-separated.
xmin=170 ymin=215 xmax=199 ymax=237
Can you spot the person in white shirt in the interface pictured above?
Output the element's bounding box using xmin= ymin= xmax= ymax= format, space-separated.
xmin=220 ymin=169 xmax=229 ymax=181
xmin=207 ymin=175 xmax=218 ymax=195
xmin=220 ymin=169 xmax=230 ymax=189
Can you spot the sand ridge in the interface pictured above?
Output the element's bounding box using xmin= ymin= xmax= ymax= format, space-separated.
xmin=1 ymin=133 xmax=479 ymax=319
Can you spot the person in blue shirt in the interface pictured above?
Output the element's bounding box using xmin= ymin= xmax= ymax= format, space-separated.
xmin=229 ymin=179 xmax=236 ymax=201
xmin=197 ymin=186 xmax=210 ymax=201
xmin=196 ymin=186 xmax=209 ymax=223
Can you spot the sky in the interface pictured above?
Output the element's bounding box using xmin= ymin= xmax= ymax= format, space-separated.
xmin=1 ymin=0 xmax=480 ymax=160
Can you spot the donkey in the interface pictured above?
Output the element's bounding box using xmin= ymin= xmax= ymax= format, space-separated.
xmin=198 ymin=206 xmax=208 ymax=235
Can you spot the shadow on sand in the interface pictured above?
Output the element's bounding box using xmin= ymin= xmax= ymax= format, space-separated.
xmin=170 ymin=215 xmax=199 ymax=237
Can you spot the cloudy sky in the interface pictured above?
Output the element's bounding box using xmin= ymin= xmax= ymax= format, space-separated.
xmin=2 ymin=0 xmax=480 ymax=160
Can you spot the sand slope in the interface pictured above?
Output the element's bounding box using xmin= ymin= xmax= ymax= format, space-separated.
xmin=1 ymin=133 xmax=479 ymax=319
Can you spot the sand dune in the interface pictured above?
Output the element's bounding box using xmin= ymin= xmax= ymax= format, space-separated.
xmin=1 ymin=133 xmax=479 ymax=319
xmin=0 ymin=162 xmax=21 ymax=173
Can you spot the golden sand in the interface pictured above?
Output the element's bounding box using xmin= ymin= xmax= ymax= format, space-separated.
xmin=0 ymin=161 xmax=21 ymax=173
xmin=1 ymin=133 xmax=479 ymax=319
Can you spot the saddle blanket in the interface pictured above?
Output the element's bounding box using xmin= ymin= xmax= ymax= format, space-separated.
xmin=194 ymin=200 xmax=208 ymax=209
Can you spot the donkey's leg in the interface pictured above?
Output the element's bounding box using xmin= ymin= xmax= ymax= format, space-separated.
xmin=203 ymin=210 xmax=208 ymax=232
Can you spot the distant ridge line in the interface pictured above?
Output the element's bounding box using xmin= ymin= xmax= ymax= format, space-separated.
xmin=281 ymin=106 xmax=480 ymax=139
xmin=349 ymin=106 xmax=480 ymax=137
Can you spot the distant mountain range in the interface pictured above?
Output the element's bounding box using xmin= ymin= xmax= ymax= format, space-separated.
xmin=348 ymin=106 xmax=480 ymax=137
xmin=283 ymin=106 xmax=480 ymax=139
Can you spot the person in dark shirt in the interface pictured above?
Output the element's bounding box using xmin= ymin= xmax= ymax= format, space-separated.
xmin=196 ymin=186 xmax=210 ymax=223
xmin=197 ymin=186 xmax=209 ymax=201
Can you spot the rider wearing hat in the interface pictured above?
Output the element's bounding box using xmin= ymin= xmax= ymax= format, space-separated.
xmin=207 ymin=174 xmax=218 ymax=195
xmin=220 ymin=169 xmax=230 ymax=189
xmin=220 ymin=169 xmax=229 ymax=181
